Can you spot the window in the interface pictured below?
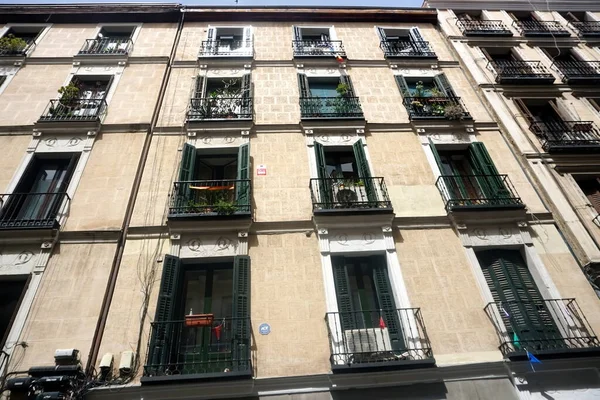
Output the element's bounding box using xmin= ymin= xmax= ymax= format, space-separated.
xmin=0 ymin=26 xmax=42 ymax=56
xmin=189 ymin=75 xmax=252 ymax=120
xmin=574 ymin=176 xmax=600 ymax=214
xmin=0 ymin=278 xmax=28 ymax=349
xmin=589 ymin=98 xmax=600 ymax=113
xmin=294 ymin=26 xmax=332 ymax=41
xmin=81 ymin=25 xmax=135 ymax=55
xmin=292 ymin=26 xmax=344 ymax=57
xmin=298 ymin=74 xmax=363 ymax=118
xmin=376 ymin=27 xmax=433 ymax=57
xmin=202 ymin=27 xmax=252 ymax=57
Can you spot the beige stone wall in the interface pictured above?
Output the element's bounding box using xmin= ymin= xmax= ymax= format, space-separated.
xmin=65 ymin=132 xmax=145 ymax=231
xmin=31 ymin=24 xmax=97 ymax=58
xmin=348 ymin=67 xmax=406 ymax=124
xmin=441 ymin=67 xmax=494 ymax=123
xmin=396 ymin=228 xmax=501 ymax=363
xmin=156 ymin=67 xmax=195 ymax=128
xmin=175 ymin=22 xmax=207 ymax=62
xmin=0 ymin=64 xmax=71 ymax=127
xmin=335 ymin=23 xmax=385 ymax=61
xmin=367 ymin=131 xmax=446 ymax=217
xmin=254 ymin=66 xmax=300 ymax=125
xmin=131 ymin=23 xmax=177 ymax=58
xmin=104 ymin=64 xmax=165 ymax=125
xmin=252 ymin=132 xmax=312 ymax=222
xmin=0 ymin=135 xmax=29 ymax=191
xmin=249 ymin=233 xmax=330 ymax=378
xmin=254 ymin=23 xmax=293 ymax=61
xmin=9 ymin=242 xmax=115 ymax=371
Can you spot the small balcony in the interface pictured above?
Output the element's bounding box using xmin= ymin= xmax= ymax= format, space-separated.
xmin=143 ymin=317 xmax=252 ymax=382
xmin=325 ymin=309 xmax=435 ymax=371
xmin=0 ymin=36 xmax=36 ymax=57
xmin=456 ymin=20 xmax=513 ymax=37
xmin=490 ymin=60 xmax=555 ymax=85
xmin=309 ymin=177 xmax=392 ymax=214
xmin=78 ymin=38 xmax=133 ymax=56
xmin=403 ymin=96 xmax=471 ymax=121
xmin=485 ymin=299 xmax=600 ymax=360
xmin=198 ymin=40 xmax=253 ymax=58
xmin=552 ymin=60 xmax=600 ymax=85
xmin=435 ymin=174 xmax=525 ymax=212
xmin=380 ymin=40 xmax=436 ymax=58
xmin=529 ymin=120 xmax=600 ymax=153
xmin=38 ymin=98 xmax=107 ymax=123
xmin=0 ymin=192 xmax=70 ymax=230
xmin=512 ymin=20 xmax=570 ymax=37
xmin=292 ymin=40 xmax=346 ymax=58
xmin=300 ymin=96 xmax=364 ymax=119
xmin=168 ymin=180 xmax=251 ymax=219
xmin=188 ymin=97 xmax=253 ymax=121
xmin=570 ymin=21 xmax=600 ymax=38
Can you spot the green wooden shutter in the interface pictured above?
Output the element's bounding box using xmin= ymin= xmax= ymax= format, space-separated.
xmin=236 ymin=142 xmax=250 ymax=210
xmin=394 ymin=75 xmax=410 ymax=98
xmin=314 ymin=141 xmax=332 ymax=207
xmin=297 ymin=73 xmax=310 ymax=97
xmin=240 ymin=73 xmax=252 ymax=118
xmin=176 ymin=144 xmax=197 ymax=212
xmin=232 ymin=255 xmax=251 ymax=371
xmin=332 ymin=256 xmax=357 ymax=331
xmin=434 ymin=73 xmax=457 ymax=98
xmin=352 ymin=139 xmax=376 ymax=202
xmin=468 ymin=142 xmax=510 ymax=204
xmin=371 ymin=255 xmax=405 ymax=352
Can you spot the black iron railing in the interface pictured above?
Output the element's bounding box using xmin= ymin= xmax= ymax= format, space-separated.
xmin=435 ymin=174 xmax=524 ymax=211
xmin=380 ymin=40 xmax=436 ymax=58
xmin=188 ymin=97 xmax=253 ymax=121
xmin=144 ymin=317 xmax=251 ymax=378
xmin=309 ymin=177 xmax=392 ymax=212
xmin=198 ymin=40 xmax=253 ymax=57
xmin=484 ymin=299 xmax=600 ymax=358
xmin=551 ymin=60 xmax=600 ymax=84
xmin=570 ymin=21 xmax=600 ymax=37
xmin=512 ymin=20 xmax=571 ymax=37
xmin=78 ymin=38 xmax=133 ymax=55
xmin=0 ymin=37 xmax=36 ymax=56
xmin=490 ymin=60 xmax=555 ymax=84
xmin=292 ymin=40 xmax=346 ymax=57
xmin=0 ymin=192 xmax=70 ymax=229
xmin=402 ymin=96 xmax=470 ymax=120
xmin=529 ymin=120 xmax=600 ymax=153
xmin=169 ymin=179 xmax=251 ymax=218
xmin=38 ymin=98 xmax=107 ymax=122
xmin=456 ymin=19 xmax=513 ymax=36
xmin=300 ymin=96 xmax=364 ymax=119
xmin=325 ymin=309 xmax=434 ymax=369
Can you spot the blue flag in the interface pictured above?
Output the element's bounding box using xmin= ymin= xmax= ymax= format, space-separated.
xmin=527 ymin=350 xmax=541 ymax=364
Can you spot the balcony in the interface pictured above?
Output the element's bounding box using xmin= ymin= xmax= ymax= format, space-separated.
xmin=325 ymin=309 xmax=435 ymax=371
xmin=38 ymin=98 xmax=107 ymax=123
xmin=168 ymin=180 xmax=251 ymax=219
xmin=484 ymin=299 xmax=600 ymax=360
xmin=490 ymin=60 xmax=555 ymax=85
xmin=292 ymin=40 xmax=346 ymax=58
xmin=552 ymin=60 xmax=600 ymax=85
xmin=456 ymin=20 xmax=513 ymax=37
xmin=0 ymin=36 xmax=36 ymax=57
xmin=529 ymin=120 xmax=600 ymax=153
xmin=78 ymin=38 xmax=133 ymax=56
xmin=188 ymin=97 xmax=253 ymax=121
xmin=403 ymin=96 xmax=471 ymax=121
xmin=435 ymin=174 xmax=525 ymax=212
xmin=309 ymin=177 xmax=392 ymax=214
xmin=0 ymin=192 xmax=69 ymax=230
xmin=512 ymin=20 xmax=570 ymax=37
xmin=142 ymin=317 xmax=252 ymax=382
xmin=570 ymin=21 xmax=600 ymax=38
xmin=198 ymin=40 xmax=253 ymax=58
xmin=300 ymin=96 xmax=364 ymax=119
xmin=379 ymin=40 xmax=436 ymax=58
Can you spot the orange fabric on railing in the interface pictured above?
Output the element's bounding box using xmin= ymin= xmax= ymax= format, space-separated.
xmin=189 ymin=185 xmax=234 ymax=191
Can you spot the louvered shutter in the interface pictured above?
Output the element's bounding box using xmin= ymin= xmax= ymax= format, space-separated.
xmin=339 ymin=75 xmax=356 ymax=96
xmin=371 ymin=255 xmax=404 ymax=352
xmin=297 ymin=73 xmax=310 ymax=97
xmin=293 ymin=25 xmax=302 ymax=40
xmin=468 ymin=142 xmax=510 ymax=204
xmin=243 ymin=26 xmax=252 ymax=54
xmin=409 ymin=27 xmax=430 ymax=54
xmin=376 ymin=27 xmax=387 ymax=41
xmin=434 ymin=73 xmax=457 ymax=98
xmin=236 ymin=142 xmax=250 ymax=210
xmin=206 ymin=27 xmax=216 ymax=54
xmin=332 ymin=256 xmax=357 ymax=331
xmin=394 ymin=75 xmax=410 ymax=97
xmin=240 ymin=73 xmax=252 ymax=118
xmin=314 ymin=141 xmax=332 ymax=207
xmin=352 ymin=139 xmax=376 ymax=202
xmin=232 ymin=255 xmax=251 ymax=371
xmin=297 ymin=73 xmax=311 ymax=116
xmin=175 ymin=143 xmax=196 ymax=212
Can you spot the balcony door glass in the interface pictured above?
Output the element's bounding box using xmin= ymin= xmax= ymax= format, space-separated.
xmin=72 ymin=77 xmax=111 ymax=117
xmin=97 ymin=26 xmax=133 ymax=53
xmin=0 ymin=279 xmax=27 ymax=349
xmin=437 ymin=149 xmax=483 ymax=202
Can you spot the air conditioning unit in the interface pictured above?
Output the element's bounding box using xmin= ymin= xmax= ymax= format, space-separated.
xmin=344 ymin=328 xmax=392 ymax=354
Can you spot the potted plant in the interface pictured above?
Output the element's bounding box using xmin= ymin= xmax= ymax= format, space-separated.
xmin=215 ymin=199 xmax=237 ymax=215
xmin=0 ymin=34 xmax=28 ymax=55
xmin=48 ymin=82 xmax=81 ymax=117
xmin=336 ymin=82 xmax=351 ymax=97
xmin=444 ymin=103 xmax=465 ymax=120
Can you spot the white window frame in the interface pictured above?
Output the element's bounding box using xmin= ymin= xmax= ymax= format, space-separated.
xmin=0 ymin=66 xmax=19 ymax=96
xmin=205 ymin=25 xmax=253 ymax=57
xmin=293 ymin=25 xmax=338 ymax=41
xmin=0 ymin=23 xmax=52 ymax=57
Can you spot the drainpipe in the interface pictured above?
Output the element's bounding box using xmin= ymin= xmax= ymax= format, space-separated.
xmin=85 ymin=7 xmax=185 ymax=375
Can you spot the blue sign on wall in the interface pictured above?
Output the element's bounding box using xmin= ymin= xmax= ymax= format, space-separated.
xmin=259 ymin=323 xmax=271 ymax=335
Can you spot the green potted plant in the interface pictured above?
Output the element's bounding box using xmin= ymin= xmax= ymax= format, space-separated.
xmin=335 ymin=83 xmax=351 ymax=97
xmin=0 ymin=34 xmax=28 ymax=55
xmin=444 ymin=103 xmax=465 ymax=120
xmin=214 ymin=199 xmax=237 ymax=215
xmin=48 ymin=82 xmax=81 ymax=117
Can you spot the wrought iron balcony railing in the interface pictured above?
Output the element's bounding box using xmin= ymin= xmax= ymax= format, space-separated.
xmin=143 ymin=317 xmax=251 ymax=379
xmin=529 ymin=120 xmax=600 ymax=153
xmin=512 ymin=20 xmax=570 ymax=37
xmin=570 ymin=21 xmax=600 ymax=38
xmin=292 ymin=40 xmax=346 ymax=57
xmin=0 ymin=192 xmax=70 ymax=230
xmin=38 ymin=98 xmax=107 ymax=122
xmin=490 ymin=60 xmax=555 ymax=84
xmin=188 ymin=97 xmax=253 ymax=121
xmin=380 ymin=40 xmax=436 ymax=58
xmin=198 ymin=40 xmax=253 ymax=57
xmin=169 ymin=179 xmax=251 ymax=218
xmin=78 ymin=38 xmax=133 ymax=56
xmin=325 ymin=309 xmax=434 ymax=370
xmin=435 ymin=174 xmax=524 ymax=211
xmin=300 ymin=96 xmax=364 ymax=119
xmin=403 ymin=96 xmax=471 ymax=120
xmin=309 ymin=177 xmax=392 ymax=213
xmin=456 ymin=19 xmax=513 ymax=36
xmin=551 ymin=60 xmax=600 ymax=84
xmin=484 ymin=299 xmax=600 ymax=359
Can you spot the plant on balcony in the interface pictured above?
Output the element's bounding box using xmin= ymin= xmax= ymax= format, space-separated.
xmin=444 ymin=103 xmax=466 ymax=120
xmin=202 ymin=79 xmax=247 ymax=119
xmin=187 ymin=200 xmax=210 ymax=213
xmin=336 ymin=83 xmax=351 ymax=97
xmin=0 ymin=34 xmax=28 ymax=54
xmin=48 ymin=82 xmax=82 ymax=117
xmin=214 ymin=199 xmax=237 ymax=215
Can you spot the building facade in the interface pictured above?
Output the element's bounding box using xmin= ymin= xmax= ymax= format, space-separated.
xmin=0 ymin=4 xmax=600 ymax=400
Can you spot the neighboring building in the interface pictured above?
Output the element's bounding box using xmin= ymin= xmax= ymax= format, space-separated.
xmin=1 ymin=3 xmax=600 ymax=400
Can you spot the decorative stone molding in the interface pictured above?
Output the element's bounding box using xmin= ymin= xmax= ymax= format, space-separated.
xmin=0 ymin=247 xmax=40 ymax=275
xmin=179 ymin=235 xmax=239 ymax=259
xmin=237 ymin=231 xmax=249 ymax=255
xmin=382 ymin=226 xmax=395 ymax=252
xmin=460 ymin=224 xmax=532 ymax=247
xmin=328 ymin=229 xmax=385 ymax=253
xmin=241 ymin=130 xmax=250 ymax=136
xmin=318 ymin=229 xmax=330 ymax=254
xmin=170 ymin=233 xmax=181 ymax=257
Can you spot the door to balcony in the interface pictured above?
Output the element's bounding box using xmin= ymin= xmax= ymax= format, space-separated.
xmin=298 ymin=75 xmax=363 ymax=119
xmin=188 ymin=75 xmax=252 ymax=121
xmin=0 ymin=278 xmax=28 ymax=350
